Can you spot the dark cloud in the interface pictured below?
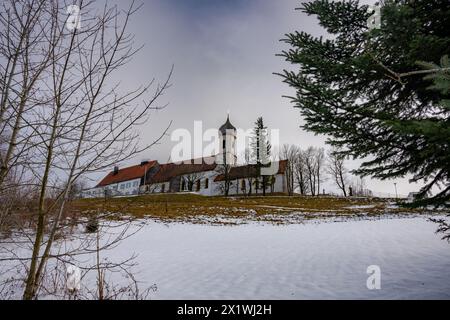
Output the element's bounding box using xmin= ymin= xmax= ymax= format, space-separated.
xmin=86 ymin=0 xmax=420 ymax=196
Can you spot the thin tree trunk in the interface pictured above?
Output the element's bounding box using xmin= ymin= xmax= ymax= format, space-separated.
xmin=317 ymin=168 xmax=320 ymax=197
xmin=23 ymin=18 xmax=78 ymax=299
xmin=339 ymin=171 xmax=347 ymax=197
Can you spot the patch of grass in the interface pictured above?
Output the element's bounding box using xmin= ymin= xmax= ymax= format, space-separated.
xmin=69 ymin=193 xmax=427 ymax=224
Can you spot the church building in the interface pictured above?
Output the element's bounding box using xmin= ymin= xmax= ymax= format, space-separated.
xmin=81 ymin=116 xmax=288 ymax=198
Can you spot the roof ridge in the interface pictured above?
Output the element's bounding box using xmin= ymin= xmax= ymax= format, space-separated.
xmin=96 ymin=160 xmax=158 ymax=187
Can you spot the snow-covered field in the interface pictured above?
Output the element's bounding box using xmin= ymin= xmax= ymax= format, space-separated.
xmin=112 ymin=216 xmax=450 ymax=300
xmin=2 ymin=216 xmax=450 ymax=299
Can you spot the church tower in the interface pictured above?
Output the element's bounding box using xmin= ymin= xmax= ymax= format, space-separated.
xmin=217 ymin=114 xmax=237 ymax=166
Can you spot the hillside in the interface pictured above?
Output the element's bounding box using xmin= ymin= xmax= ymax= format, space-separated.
xmin=70 ymin=194 xmax=430 ymax=225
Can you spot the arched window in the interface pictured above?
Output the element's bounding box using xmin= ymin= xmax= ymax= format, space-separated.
xmin=204 ymin=178 xmax=209 ymax=189
xmin=196 ymin=180 xmax=201 ymax=191
xmin=181 ymin=179 xmax=186 ymax=191
xmin=241 ymin=179 xmax=246 ymax=190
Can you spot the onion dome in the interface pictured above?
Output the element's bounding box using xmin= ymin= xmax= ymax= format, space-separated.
xmin=219 ymin=115 xmax=236 ymax=135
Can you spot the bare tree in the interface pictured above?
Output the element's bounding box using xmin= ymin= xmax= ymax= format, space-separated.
xmin=183 ymin=172 xmax=205 ymax=192
xmin=216 ymin=163 xmax=233 ymax=196
xmin=67 ymin=179 xmax=88 ymax=201
xmin=304 ymin=147 xmax=317 ymax=196
xmin=241 ymin=148 xmax=257 ymax=197
xmin=1 ymin=217 xmax=157 ymax=300
xmin=301 ymin=146 xmax=326 ymax=196
xmin=327 ymin=147 xmax=349 ymax=197
xmin=293 ymin=147 xmax=308 ymax=195
xmin=350 ymin=177 xmax=372 ymax=197
xmin=0 ymin=0 xmax=171 ymax=300
xmin=315 ymin=148 xmax=325 ymax=196
xmin=0 ymin=0 xmax=52 ymax=189
xmin=280 ymin=144 xmax=296 ymax=196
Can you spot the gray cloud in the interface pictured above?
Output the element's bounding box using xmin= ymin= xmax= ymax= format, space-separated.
xmin=86 ymin=0 xmax=421 ymax=197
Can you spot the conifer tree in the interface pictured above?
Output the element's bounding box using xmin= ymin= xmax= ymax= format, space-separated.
xmin=251 ymin=117 xmax=272 ymax=196
xmin=280 ymin=0 xmax=450 ymax=206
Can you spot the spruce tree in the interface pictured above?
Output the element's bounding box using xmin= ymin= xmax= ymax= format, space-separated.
xmin=251 ymin=117 xmax=272 ymax=196
xmin=280 ymin=0 xmax=450 ymax=206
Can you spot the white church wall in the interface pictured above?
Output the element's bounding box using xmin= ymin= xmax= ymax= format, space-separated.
xmin=212 ymin=173 xmax=286 ymax=196
xmin=272 ymin=174 xmax=286 ymax=193
xmin=142 ymin=182 xmax=170 ymax=194
xmin=197 ymin=171 xmax=218 ymax=196
xmin=144 ymin=171 xmax=217 ymax=196
xmin=178 ymin=171 xmax=217 ymax=196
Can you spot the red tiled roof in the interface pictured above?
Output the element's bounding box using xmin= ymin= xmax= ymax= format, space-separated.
xmin=214 ymin=160 xmax=288 ymax=182
xmin=150 ymin=158 xmax=217 ymax=183
xmin=97 ymin=161 xmax=158 ymax=187
xmin=172 ymin=156 xmax=217 ymax=166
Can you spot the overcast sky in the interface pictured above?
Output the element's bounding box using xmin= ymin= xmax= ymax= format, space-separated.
xmin=87 ymin=0 xmax=422 ymax=197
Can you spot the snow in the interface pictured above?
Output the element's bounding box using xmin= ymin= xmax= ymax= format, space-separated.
xmin=2 ymin=216 xmax=450 ymax=299
xmin=344 ymin=205 xmax=376 ymax=209
xmin=66 ymin=265 xmax=81 ymax=292
xmin=109 ymin=217 xmax=450 ymax=299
